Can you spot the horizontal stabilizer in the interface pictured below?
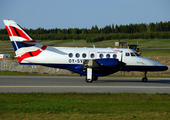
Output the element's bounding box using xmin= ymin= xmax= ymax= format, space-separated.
xmin=21 ymin=40 xmax=38 ymax=45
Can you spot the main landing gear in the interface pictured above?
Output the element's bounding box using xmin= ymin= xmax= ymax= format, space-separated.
xmin=86 ymin=76 xmax=98 ymax=83
xmin=142 ymin=71 xmax=148 ymax=82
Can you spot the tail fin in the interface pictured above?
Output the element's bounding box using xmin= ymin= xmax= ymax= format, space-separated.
xmin=3 ymin=20 xmax=47 ymax=63
xmin=3 ymin=20 xmax=37 ymax=52
xmin=3 ymin=20 xmax=35 ymax=42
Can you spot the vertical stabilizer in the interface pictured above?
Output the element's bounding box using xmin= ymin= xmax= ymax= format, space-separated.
xmin=3 ymin=20 xmax=47 ymax=63
xmin=3 ymin=20 xmax=35 ymax=42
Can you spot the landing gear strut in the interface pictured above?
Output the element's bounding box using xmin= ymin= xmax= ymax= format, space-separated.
xmin=142 ymin=71 xmax=148 ymax=82
xmin=85 ymin=60 xmax=98 ymax=83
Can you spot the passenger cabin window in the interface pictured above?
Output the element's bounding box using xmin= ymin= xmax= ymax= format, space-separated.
xmin=113 ymin=54 xmax=117 ymax=58
xmin=131 ymin=52 xmax=136 ymax=56
xmin=106 ymin=54 xmax=110 ymax=58
xmin=99 ymin=54 xmax=104 ymax=59
xmin=76 ymin=53 xmax=80 ymax=58
xmin=69 ymin=53 xmax=73 ymax=58
xmin=125 ymin=52 xmax=130 ymax=56
xmin=82 ymin=53 xmax=86 ymax=58
xmin=90 ymin=53 xmax=95 ymax=58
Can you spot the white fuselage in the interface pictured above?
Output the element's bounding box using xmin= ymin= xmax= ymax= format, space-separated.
xmin=22 ymin=45 xmax=165 ymax=68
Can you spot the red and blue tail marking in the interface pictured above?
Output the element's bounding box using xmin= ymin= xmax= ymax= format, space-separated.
xmin=3 ymin=20 xmax=47 ymax=63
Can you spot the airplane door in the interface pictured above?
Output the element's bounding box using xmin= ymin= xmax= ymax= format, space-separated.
xmin=89 ymin=51 xmax=96 ymax=59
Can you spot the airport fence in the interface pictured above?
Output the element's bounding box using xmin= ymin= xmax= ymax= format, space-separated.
xmin=0 ymin=60 xmax=73 ymax=75
xmin=0 ymin=56 xmax=170 ymax=77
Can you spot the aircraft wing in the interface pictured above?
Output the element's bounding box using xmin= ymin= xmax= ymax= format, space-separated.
xmin=79 ymin=58 xmax=121 ymax=82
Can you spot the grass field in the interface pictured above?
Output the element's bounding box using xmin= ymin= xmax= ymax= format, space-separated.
xmin=1 ymin=39 xmax=170 ymax=57
xmin=39 ymin=39 xmax=170 ymax=48
xmin=0 ymin=93 xmax=170 ymax=120
xmin=140 ymin=49 xmax=170 ymax=56
xmin=1 ymin=39 xmax=170 ymax=48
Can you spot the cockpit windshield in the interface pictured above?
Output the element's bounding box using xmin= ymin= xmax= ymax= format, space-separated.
xmin=125 ymin=52 xmax=140 ymax=57
xmin=130 ymin=52 xmax=136 ymax=56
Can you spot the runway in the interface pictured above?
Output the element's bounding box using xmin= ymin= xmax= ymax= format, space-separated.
xmin=0 ymin=76 xmax=170 ymax=93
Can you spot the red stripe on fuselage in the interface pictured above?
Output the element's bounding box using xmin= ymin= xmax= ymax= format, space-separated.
xmin=16 ymin=45 xmax=47 ymax=63
xmin=16 ymin=52 xmax=32 ymax=63
xmin=41 ymin=46 xmax=47 ymax=50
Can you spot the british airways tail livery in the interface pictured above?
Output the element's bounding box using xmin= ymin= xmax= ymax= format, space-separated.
xmin=3 ymin=20 xmax=168 ymax=83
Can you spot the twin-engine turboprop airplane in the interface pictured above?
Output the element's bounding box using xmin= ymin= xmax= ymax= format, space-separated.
xmin=3 ymin=20 xmax=168 ymax=83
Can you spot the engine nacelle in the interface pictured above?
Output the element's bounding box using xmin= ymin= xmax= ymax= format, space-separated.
xmin=95 ymin=58 xmax=119 ymax=68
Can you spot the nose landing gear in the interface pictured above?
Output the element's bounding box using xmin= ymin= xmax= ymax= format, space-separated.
xmin=142 ymin=71 xmax=148 ymax=82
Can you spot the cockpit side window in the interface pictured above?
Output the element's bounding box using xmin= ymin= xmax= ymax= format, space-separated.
xmin=125 ymin=52 xmax=130 ymax=56
xmin=134 ymin=52 xmax=140 ymax=56
xmin=131 ymin=52 xmax=136 ymax=56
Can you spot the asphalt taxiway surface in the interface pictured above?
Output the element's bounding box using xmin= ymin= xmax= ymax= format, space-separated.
xmin=0 ymin=76 xmax=170 ymax=93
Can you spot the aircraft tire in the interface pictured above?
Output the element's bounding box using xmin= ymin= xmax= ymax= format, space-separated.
xmin=142 ymin=77 xmax=148 ymax=82
xmin=92 ymin=76 xmax=98 ymax=81
xmin=85 ymin=77 xmax=93 ymax=83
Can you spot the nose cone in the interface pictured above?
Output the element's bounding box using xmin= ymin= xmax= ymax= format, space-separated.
xmin=159 ymin=65 xmax=168 ymax=71
xmin=142 ymin=58 xmax=168 ymax=71
xmin=149 ymin=60 xmax=168 ymax=71
xmin=157 ymin=64 xmax=168 ymax=71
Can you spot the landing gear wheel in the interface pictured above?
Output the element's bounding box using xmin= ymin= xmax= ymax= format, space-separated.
xmin=142 ymin=71 xmax=148 ymax=82
xmin=92 ymin=76 xmax=98 ymax=81
xmin=85 ymin=77 xmax=93 ymax=83
xmin=142 ymin=77 xmax=148 ymax=82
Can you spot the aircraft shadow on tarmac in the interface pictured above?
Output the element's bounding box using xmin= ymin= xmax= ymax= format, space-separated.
xmin=96 ymin=79 xmax=170 ymax=84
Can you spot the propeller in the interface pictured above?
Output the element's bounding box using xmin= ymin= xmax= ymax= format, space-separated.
xmin=119 ymin=51 xmax=126 ymax=77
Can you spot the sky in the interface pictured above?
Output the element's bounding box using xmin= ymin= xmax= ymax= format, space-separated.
xmin=0 ymin=0 xmax=170 ymax=29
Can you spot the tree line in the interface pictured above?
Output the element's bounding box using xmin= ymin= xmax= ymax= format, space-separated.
xmin=0 ymin=21 xmax=170 ymax=42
